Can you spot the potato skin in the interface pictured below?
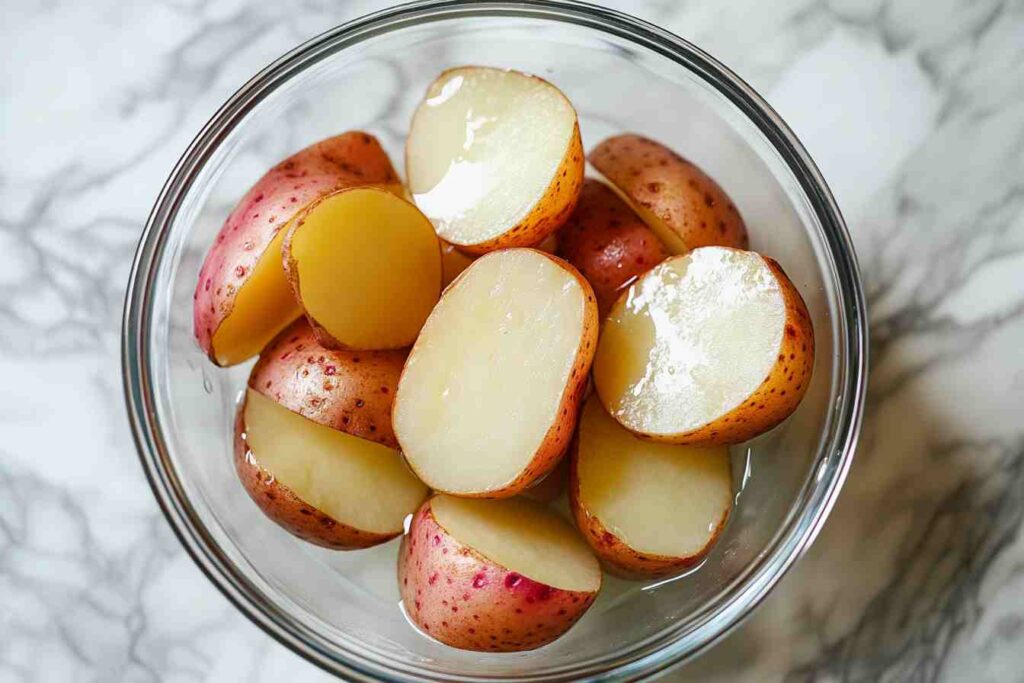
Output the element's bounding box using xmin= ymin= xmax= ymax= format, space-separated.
xmin=641 ymin=253 xmax=814 ymax=445
xmin=248 ymin=319 xmax=405 ymax=449
xmin=232 ymin=401 xmax=397 ymax=550
xmin=455 ymin=121 xmax=584 ymax=255
xmin=589 ymin=134 xmax=748 ymax=253
xmin=408 ymin=250 xmax=599 ymax=498
xmin=557 ymin=179 xmax=669 ymax=316
xmin=194 ymin=132 xmax=400 ymax=365
xmin=567 ymin=441 xmax=729 ymax=579
xmin=398 ymin=499 xmax=598 ymax=651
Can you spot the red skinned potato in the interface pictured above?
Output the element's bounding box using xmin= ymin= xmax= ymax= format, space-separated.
xmin=589 ymin=134 xmax=748 ymax=254
xmin=569 ymin=397 xmax=732 ymax=578
xmin=399 ymin=495 xmax=601 ymax=651
xmin=248 ymin=319 xmax=405 ymax=448
xmin=593 ymin=247 xmax=814 ymax=444
xmin=194 ymin=132 xmax=400 ymax=366
xmin=393 ymin=249 xmax=599 ymax=498
xmin=406 ymin=66 xmax=584 ymax=254
xmin=557 ymin=179 xmax=669 ymax=315
xmin=234 ymin=390 xmax=428 ymax=549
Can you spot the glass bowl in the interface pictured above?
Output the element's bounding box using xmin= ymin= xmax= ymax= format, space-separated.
xmin=122 ymin=1 xmax=868 ymax=680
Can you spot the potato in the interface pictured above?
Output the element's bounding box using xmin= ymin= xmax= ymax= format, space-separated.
xmin=589 ymin=134 xmax=748 ymax=254
xmin=569 ymin=396 xmax=732 ymax=578
xmin=235 ymin=389 xmax=428 ymax=549
xmin=194 ymin=132 xmax=401 ymax=366
xmin=393 ymin=249 xmax=598 ymax=497
xmin=593 ymin=247 xmax=814 ymax=444
xmin=248 ymin=319 xmax=405 ymax=448
xmin=398 ymin=495 xmax=601 ymax=651
xmin=406 ymin=66 xmax=584 ymax=254
xmin=283 ymin=187 xmax=441 ymax=350
xmin=557 ymin=179 xmax=668 ymax=315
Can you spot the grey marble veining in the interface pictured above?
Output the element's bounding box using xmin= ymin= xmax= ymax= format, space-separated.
xmin=1 ymin=0 xmax=1022 ymax=680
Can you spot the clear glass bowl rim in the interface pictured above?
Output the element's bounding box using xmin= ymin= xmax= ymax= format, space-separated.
xmin=121 ymin=1 xmax=869 ymax=680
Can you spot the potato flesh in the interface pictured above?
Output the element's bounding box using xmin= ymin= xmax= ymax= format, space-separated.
xmin=407 ymin=67 xmax=575 ymax=245
xmin=594 ymin=248 xmax=785 ymax=436
xmin=289 ymin=189 xmax=441 ymax=349
xmin=432 ymin=495 xmax=600 ymax=592
xmin=394 ymin=249 xmax=584 ymax=493
xmin=211 ymin=227 xmax=301 ymax=366
xmin=242 ymin=389 xmax=427 ymax=534
xmin=577 ymin=398 xmax=731 ymax=557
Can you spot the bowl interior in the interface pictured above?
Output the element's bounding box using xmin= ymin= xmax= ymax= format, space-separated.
xmin=141 ymin=8 xmax=852 ymax=681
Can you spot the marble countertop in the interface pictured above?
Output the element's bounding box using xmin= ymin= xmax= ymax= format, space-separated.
xmin=2 ymin=0 xmax=1022 ymax=680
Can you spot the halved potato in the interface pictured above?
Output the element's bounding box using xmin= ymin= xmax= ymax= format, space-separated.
xmin=589 ymin=134 xmax=748 ymax=254
xmin=570 ymin=396 xmax=732 ymax=578
xmin=194 ymin=132 xmax=400 ymax=366
xmin=557 ymin=179 xmax=669 ymax=315
xmin=249 ymin=319 xmax=405 ymax=448
xmin=406 ymin=66 xmax=584 ymax=254
xmin=284 ymin=187 xmax=442 ymax=350
xmin=235 ymin=389 xmax=428 ymax=549
xmin=399 ymin=495 xmax=601 ymax=651
xmin=393 ymin=248 xmax=598 ymax=497
xmin=593 ymin=247 xmax=813 ymax=444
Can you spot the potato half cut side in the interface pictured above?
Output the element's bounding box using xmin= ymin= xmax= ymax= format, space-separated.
xmin=406 ymin=66 xmax=584 ymax=254
xmin=570 ymin=396 xmax=732 ymax=578
xmin=589 ymin=134 xmax=748 ymax=254
xmin=284 ymin=187 xmax=441 ymax=350
xmin=194 ymin=132 xmax=400 ymax=366
xmin=557 ymin=178 xmax=669 ymax=316
xmin=248 ymin=319 xmax=406 ymax=448
xmin=593 ymin=247 xmax=814 ymax=444
xmin=235 ymin=389 xmax=428 ymax=549
xmin=398 ymin=495 xmax=601 ymax=651
xmin=393 ymin=248 xmax=598 ymax=497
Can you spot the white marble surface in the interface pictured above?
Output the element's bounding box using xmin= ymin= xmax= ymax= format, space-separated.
xmin=2 ymin=0 xmax=1023 ymax=680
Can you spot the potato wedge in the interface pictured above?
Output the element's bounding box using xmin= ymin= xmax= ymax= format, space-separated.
xmin=406 ymin=66 xmax=584 ymax=254
xmin=235 ymin=389 xmax=428 ymax=549
xmin=399 ymin=495 xmax=601 ymax=651
xmin=248 ymin=319 xmax=405 ymax=448
xmin=283 ymin=187 xmax=441 ymax=350
xmin=557 ymin=179 xmax=668 ymax=315
xmin=590 ymin=134 xmax=748 ymax=254
xmin=393 ymin=248 xmax=598 ymax=497
xmin=593 ymin=247 xmax=813 ymax=444
xmin=194 ymin=132 xmax=400 ymax=366
xmin=570 ymin=396 xmax=732 ymax=578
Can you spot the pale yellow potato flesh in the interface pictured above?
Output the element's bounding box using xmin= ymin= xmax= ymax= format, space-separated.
xmin=432 ymin=495 xmax=601 ymax=592
xmin=212 ymin=226 xmax=300 ymax=366
xmin=243 ymin=389 xmax=428 ymax=534
xmin=287 ymin=188 xmax=441 ymax=349
xmin=576 ymin=397 xmax=732 ymax=557
xmin=407 ymin=67 xmax=576 ymax=246
xmin=393 ymin=249 xmax=587 ymax=494
xmin=594 ymin=248 xmax=785 ymax=438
